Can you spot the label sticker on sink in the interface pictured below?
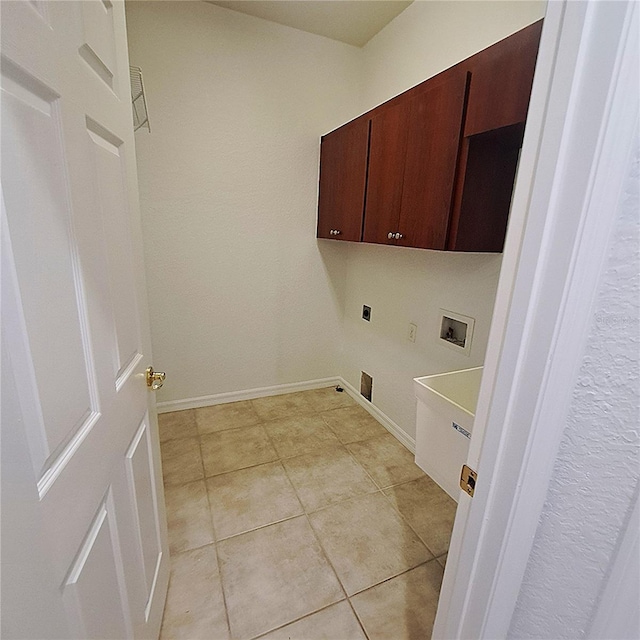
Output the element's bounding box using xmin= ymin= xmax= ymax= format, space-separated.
xmin=452 ymin=422 xmax=471 ymax=439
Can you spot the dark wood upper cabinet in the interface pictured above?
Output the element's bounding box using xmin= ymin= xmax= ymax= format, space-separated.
xmin=364 ymin=66 xmax=467 ymax=249
xmin=397 ymin=68 xmax=468 ymax=249
xmin=316 ymin=19 xmax=543 ymax=253
xmin=362 ymin=100 xmax=410 ymax=245
xmin=317 ymin=118 xmax=369 ymax=241
xmin=464 ymin=21 xmax=543 ymax=136
xmin=448 ymin=21 xmax=542 ymax=252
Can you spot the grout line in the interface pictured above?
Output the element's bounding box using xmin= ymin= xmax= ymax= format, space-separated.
xmin=199 ymin=465 xmax=233 ymax=638
xmin=377 ymin=485 xmax=442 ymax=560
xmin=342 ymin=440 xmax=388 ymax=492
xmin=249 ymin=599 xmax=352 ymax=640
xmin=303 ymin=485 xmax=382 ymax=516
xmin=267 ymin=426 xmax=351 ymax=598
xmin=167 ymin=539 xmax=216 ymax=557
xmin=345 ymin=595 xmax=371 ymax=640
xmin=212 ymin=543 xmax=234 ymax=639
xmin=262 ymin=420 xmax=357 ymax=636
xmin=347 ymin=557 xmax=441 ymax=598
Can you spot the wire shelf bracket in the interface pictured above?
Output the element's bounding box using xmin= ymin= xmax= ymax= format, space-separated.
xmin=129 ymin=65 xmax=150 ymax=133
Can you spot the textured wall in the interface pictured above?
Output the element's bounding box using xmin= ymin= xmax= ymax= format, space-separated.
xmin=509 ymin=144 xmax=639 ymax=637
xmin=339 ymin=1 xmax=546 ymax=440
xmin=125 ymin=2 xmax=362 ymax=402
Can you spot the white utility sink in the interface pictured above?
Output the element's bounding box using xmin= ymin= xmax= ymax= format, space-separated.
xmin=414 ymin=367 xmax=483 ymax=501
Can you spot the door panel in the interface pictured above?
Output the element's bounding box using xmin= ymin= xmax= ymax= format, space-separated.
xmin=79 ymin=0 xmax=118 ymax=91
xmin=29 ymin=0 xmax=49 ymax=23
xmin=85 ymin=118 xmax=142 ymax=384
xmin=125 ymin=418 xmax=164 ymax=619
xmin=62 ymin=493 xmax=131 ymax=640
xmin=1 ymin=60 xmax=96 ymax=474
xmin=362 ymin=100 xmax=410 ymax=245
xmin=1 ymin=1 xmax=169 ymax=637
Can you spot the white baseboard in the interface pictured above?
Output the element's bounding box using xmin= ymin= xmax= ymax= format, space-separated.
xmin=156 ymin=375 xmax=416 ymax=455
xmin=337 ymin=377 xmax=416 ymax=454
xmin=156 ymin=377 xmax=341 ymax=413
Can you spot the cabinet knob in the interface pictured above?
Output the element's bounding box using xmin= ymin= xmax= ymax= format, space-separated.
xmin=330 ymin=229 xmax=335 ymax=235
xmin=395 ymin=233 xmax=404 ymax=240
xmin=334 ymin=229 xmax=341 ymax=235
xmin=387 ymin=232 xmax=395 ymax=239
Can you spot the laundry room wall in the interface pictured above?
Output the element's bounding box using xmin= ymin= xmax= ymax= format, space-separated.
xmin=126 ymin=1 xmax=363 ymax=404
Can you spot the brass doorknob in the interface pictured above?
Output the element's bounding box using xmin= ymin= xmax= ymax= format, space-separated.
xmin=146 ymin=366 xmax=166 ymax=390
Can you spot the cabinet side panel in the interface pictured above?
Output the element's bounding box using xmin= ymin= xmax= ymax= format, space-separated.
xmin=464 ymin=20 xmax=543 ymax=136
xmin=453 ymin=127 xmax=522 ymax=252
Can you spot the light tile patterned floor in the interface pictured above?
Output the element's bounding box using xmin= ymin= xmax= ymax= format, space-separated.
xmin=158 ymin=387 xmax=457 ymax=640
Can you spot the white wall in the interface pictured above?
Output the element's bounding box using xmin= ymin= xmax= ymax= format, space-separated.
xmin=125 ymin=1 xmax=362 ymax=403
xmin=362 ymin=1 xmax=546 ymax=109
xmin=339 ymin=245 xmax=501 ymax=440
xmin=339 ymin=0 xmax=546 ymax=441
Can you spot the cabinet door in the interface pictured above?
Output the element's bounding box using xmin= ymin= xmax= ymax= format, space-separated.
xmin=317 ymin=118 xmax=369 ymax=241
xmin=362 ymin=100 xmax=410 ymax=245
xmin=464 ymin=20 xmax=543 ymax=136
xmin=398 ymin=68 xmax=469 ymax=249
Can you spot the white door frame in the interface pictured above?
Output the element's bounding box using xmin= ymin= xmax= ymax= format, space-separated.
xmin=435 ymin=1 xmax=639 ymax=637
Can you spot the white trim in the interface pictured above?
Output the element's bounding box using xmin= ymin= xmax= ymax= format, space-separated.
xmin=436 ymin=2 xmax=640 ymax=638
xmin=156 ymin=377 xmax=341 ymax=413
xmin=156 ymin=374 xmax=417 ymax=454
xmin=338 ymin=378 xmax=416 ymax=453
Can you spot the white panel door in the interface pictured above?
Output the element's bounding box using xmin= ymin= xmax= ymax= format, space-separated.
xmin=1 ymin=1 xmax=169 ymax=637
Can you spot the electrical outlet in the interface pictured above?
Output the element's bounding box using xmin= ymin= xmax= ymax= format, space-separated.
xmin=408 ymin=323 xmax=417 ymax=342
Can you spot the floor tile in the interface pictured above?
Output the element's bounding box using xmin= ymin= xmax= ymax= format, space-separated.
xmin=347 ymin=433 xmax=424 ymax=489
xmin=160 ymin=545 xmax=229 ymax=640
xmin=218 ymin=516 xmax=343 ymax=639
xmin=158 ymin=409 xmax=198 ymax=443
xmin=304 ymin=386 xmax=356 ymax=412
xmin=264 ymin=415 xmax=341 ymax=459
xmin=164 ymin=480 xmax=214 ymax=554
xmin=350 ymin=561 xmax=444 ymax=640
xmin=437 ymin=553 xmax=448 ymax=568
xmin=321 ymin=405 xmax=387 ymax=444
xmin=308 ymin=492 xmax=432 ymax=596
xmin=160 ymin=436 xmax=204 ymax=486
xmin=258 ymin=601 xmax=366 ymax=640
xmin=200 ymin=424 xmax=278 ymax=477
xmin=195 ymin=400 xmax=261 ymax=435
xmin=251 ymin=392 xmax=316 ymax=422
xmin=206 ymin=462 xmax=303 ymax=539
xmin=383 ymin=475 xmax=457 ymax=557
xmin=283 ymin=445 xmax=377 ymax=512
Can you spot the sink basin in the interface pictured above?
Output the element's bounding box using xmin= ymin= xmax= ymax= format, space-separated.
xmin=414 ymin=366 xmax=483 ymax=418
xmin=414 ymin=367 xmax=483 ymax=500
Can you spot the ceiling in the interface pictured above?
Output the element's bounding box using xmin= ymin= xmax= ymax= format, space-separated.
xmin=205 ymin=1 xmax=414 ymax=48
